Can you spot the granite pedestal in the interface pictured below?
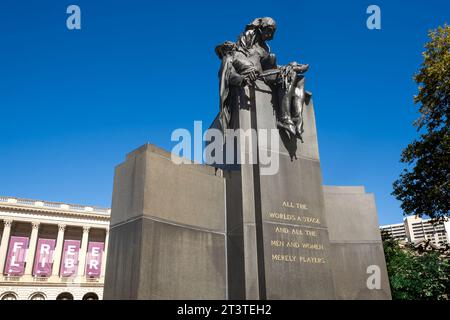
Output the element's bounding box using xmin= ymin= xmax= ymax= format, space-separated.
xmin=104 ymin=81 xmax=391 ymax=300
xmin=103 ymin=145 xmax=227 ymax=299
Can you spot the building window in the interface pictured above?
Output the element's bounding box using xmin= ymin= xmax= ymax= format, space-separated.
xmin=56 ymin=292 xmax=74 ymax=300
xmin=1 ymin=292 xmax=18 ymax=300
xmin=29 ymin=293 xmax=46 ymax=300
xmin=82 ymin=293 xmax=99 ymax=300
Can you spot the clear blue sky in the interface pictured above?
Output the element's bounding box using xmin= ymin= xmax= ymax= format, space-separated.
xmin=0 ymin=0 xmax=448 ymax=225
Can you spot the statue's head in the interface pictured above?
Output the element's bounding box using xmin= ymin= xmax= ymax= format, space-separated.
xmin=245 ymin=17 xmax=276 ymax=41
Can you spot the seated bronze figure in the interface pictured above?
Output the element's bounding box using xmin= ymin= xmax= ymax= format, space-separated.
xmin=216 ymin=17 xmax=309 ymax=141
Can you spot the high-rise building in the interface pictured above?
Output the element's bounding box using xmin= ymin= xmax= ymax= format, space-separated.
xmin=379 ymin=222 xmax=407 ymax=242
xmin=380 ymin=216 xmax=450 ymax=246
xmin=0 ymin=196 xmax=110 ymax=300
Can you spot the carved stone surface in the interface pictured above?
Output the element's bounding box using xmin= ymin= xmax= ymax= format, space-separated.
xmin=106 ymin=141 xmax=392 ymax=300
xmin=104 ymin=145 xmax=227 ymax=299
xmin=3 ymin=220 xmax=13 ymax=228
xmin=221 ymin=80 xmax=335 ymax=299
xmin=324 ymin=186 xmax=392 ymax=299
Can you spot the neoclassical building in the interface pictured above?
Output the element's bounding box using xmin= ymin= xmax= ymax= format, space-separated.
xmin=0 ymin=196 xmax=110 ymax=300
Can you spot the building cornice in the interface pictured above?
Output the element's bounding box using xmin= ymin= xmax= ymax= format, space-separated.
xmin=0 ymin=197 xmax=110 ymax=222
xmin=0 ymin=281 xmax=104 ymax=288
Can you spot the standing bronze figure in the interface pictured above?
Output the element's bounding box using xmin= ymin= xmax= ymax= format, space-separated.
xmin=216 ymin=17 xmax=309 ymax=141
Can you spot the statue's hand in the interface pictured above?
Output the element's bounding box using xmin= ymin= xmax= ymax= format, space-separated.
xmin=242 ymin=69 xmax=259 ymax=85
xmin=297 ymin=63 xmax=309 ymax=73
xmin=289 ymin=62 xmax=309 ymax=73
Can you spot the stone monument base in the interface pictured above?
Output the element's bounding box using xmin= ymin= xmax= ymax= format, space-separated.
xmin=104 ymin=83 xmax=391 ymax=300
xmin=103 ymin=145 xmax=227 ymax=299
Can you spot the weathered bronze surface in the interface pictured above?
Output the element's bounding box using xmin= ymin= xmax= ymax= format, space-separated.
xmin=216 ymin=17 xmax=309 ymax=141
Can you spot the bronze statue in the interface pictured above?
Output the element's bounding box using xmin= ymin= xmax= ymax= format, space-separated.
xmin=216 ymin=17 xmax=309 ymax=141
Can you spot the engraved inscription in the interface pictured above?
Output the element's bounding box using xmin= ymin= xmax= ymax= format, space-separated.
xmin=267 ymin=201 xmax=327 ymax=265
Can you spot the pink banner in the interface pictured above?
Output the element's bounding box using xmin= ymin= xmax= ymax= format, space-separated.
xmin=60 ymin=240 xmax=80 ymax=277
xmin=33 ymin=238 xmax=56 ymax=277
xmin=85 ymin=242 xmax=104 ymax=278
xmin=4 ymin=236 xmax=29 ymax=276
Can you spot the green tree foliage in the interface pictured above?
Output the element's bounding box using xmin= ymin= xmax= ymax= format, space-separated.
xmin=382 ymin=234 xmax=450 ymax=300
xmin=393 ymin=24 xmax=450 ymax=219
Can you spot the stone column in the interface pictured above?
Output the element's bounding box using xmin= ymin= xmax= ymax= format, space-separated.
xmin=25 ymin=222 xmax=40 ymax=276
xmin=51 ymin=224 xmax=66 ymax=277
xmin=0 ymin=220 xmax=13 ymax=274
xmin=101 ymin=229 xmax=109 ymax=278
xmin=77 ymin=226 xmax=90 ymax=277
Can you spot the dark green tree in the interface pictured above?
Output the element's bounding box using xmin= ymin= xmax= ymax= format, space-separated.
xmin=392 ymin=24 xmax=450 ymax=219
xmin=382 ymin=234 xmax=450 ymax=300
